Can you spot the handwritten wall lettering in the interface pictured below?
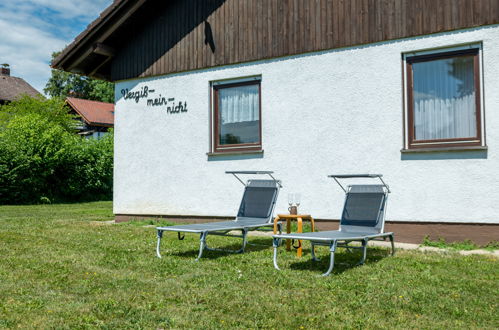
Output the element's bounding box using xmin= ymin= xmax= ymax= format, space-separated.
xmin=120 ymin=86 xmax=187 ymax=114
xmin=121 ymin=86 xmax=153 ymax=103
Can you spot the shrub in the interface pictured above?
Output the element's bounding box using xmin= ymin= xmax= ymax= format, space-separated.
xmin=0 ymin=95 xmax=76 ymax=132
xmin=0 ymin=96 xmax=113 ymax=204
xmin=56 ymin=130 xmax=114 ymax=201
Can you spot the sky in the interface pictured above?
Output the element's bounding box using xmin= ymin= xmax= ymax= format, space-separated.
xmin=0 ymin=0 xmax=111 ymax=94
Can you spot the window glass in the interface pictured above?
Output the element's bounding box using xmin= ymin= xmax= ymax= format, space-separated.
xmin=217 ymin=84 xmax=260 ymax=146
xmin=412 ymin=55 xmax=476 ymax=141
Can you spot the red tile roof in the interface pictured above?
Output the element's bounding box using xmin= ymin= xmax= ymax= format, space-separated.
xmin=66 ymin=97 xmax=114 ymax=126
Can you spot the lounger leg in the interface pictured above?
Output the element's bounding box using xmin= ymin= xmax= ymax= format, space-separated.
xmin=240 ymin=228 xmax=248 ymax=253
xmin=204 ymin=229 xmax=249 ymax=254
xmin=156 ymin=230 xmax=163 ymax=258
xmin=273 ymin=238 xmax=281 ymax=271
xmin=311 ymin=242 xmax=319 ymax=261
xmin=322 ymin=241 xmax=337 ymax=277
xmin=196 ymin=232 xmax=207 ymax=261
xmin=359 ymin=239 xmax=368 ymax=265
xmin=389 ymin=234 xmax=395 ymax=256
xmin=344 ymin=242 xmax=354 ymax=254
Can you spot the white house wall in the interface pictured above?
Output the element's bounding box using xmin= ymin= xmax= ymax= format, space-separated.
xmin=114 ymin=25 xmax=499 ymax=224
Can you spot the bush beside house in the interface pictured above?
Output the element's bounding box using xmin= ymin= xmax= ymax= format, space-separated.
xmin=0 ymin=96 xmax=113 ymax=204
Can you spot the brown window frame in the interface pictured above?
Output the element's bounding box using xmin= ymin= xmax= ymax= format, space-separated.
xmin=405 ymin=48 xmax=483 ymax=150
xmin=212 ymin=80 xmax=262 ymax=154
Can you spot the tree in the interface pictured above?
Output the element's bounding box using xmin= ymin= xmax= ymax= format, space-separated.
xmin=0 ymin=95 xmax=76 ymax=132
xmin=44 ymin=52 xmax=115 ymax=103
xmin=0 ymin=96 xmax=114 ymax=204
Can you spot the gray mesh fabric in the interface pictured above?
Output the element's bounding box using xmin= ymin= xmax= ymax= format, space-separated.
xmin=237 ymin=186 xmax=277 ymax=218
xmin=348 ymin=185 xmax=384 ymax=193
xmin=341 ymin=185 xmax=385 ymax=228
xmin=157 ymin=219 xmax=272 ymax=233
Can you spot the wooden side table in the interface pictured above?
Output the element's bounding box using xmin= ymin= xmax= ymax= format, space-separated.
xmin=273 ymin=214 xmax=315 ymax=257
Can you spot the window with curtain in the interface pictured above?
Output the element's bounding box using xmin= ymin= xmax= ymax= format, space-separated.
xmin=406 ymin=48 xmax=482 ymax=149
xmin=213 ymin=79 xmax=261 ymax=153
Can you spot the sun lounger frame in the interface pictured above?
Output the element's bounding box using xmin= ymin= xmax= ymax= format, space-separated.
xmin=156 ymin=171 xmax=281 ymax=260
xmin=272 ymin=174 xmax=394 ymax=276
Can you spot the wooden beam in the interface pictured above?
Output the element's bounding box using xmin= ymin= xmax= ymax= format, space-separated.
xmin=66 ymin=0 xmax=147 ymax=73
xmin=89 ymin=56 xmax=113 ymax=79
xmin=93 ymin=43 xmax=115 ymax=57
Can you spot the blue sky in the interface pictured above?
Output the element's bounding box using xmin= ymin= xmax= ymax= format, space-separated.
xmin=0 ymin=0 xmax=111 ymax=94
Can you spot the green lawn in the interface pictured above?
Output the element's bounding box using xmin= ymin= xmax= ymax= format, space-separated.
xmin=0 ymin=202 xmax=497 ymax=328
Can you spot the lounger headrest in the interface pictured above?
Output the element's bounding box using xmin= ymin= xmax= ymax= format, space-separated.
xmin=348 ymin=185 xmax=385 ymax=193
xmin=247 ymin=179 xmax=280 ymax=188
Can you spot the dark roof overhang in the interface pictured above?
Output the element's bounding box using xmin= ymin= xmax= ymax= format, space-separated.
xmin=51 ymin=0 xmax=148 ymax=81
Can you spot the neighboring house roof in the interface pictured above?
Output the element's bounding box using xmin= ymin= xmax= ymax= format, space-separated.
xmin=66 ymin=97 xmax=114 ymax=127
xmin=0 ymin=74 xmax=40 ymax=102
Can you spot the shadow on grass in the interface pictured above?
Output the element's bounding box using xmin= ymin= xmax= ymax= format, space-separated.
xmin=286 ymin=247 xmax=392 ymax=275
xmin=165 ymin=237 xmax=273 ymax=260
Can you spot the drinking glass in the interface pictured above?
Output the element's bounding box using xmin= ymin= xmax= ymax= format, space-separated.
xmin=295 ymin=193 xmax=301 ymax=208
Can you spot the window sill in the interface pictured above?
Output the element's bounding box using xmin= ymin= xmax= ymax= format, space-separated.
xmin=401 ymin=146 xmax=487 ymax=153
xmin=206 ymin=150 xmax=264 ymax=157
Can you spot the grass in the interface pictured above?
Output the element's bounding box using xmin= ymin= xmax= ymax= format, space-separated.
xmin=421 ymin=236 xmax=499 ymax=251
xmin=0 ymin=202 xmax=497 ymax=328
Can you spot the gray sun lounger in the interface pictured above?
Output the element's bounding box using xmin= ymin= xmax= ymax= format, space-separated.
xmin=272 ymin=174 xmax=394 ymax=276
xmin=156 ymin=171 xmax=281 ymax=260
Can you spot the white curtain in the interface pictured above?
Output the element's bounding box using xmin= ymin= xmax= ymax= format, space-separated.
xmin=413 ymin=56 xmax=476 ymax=141
xmin=219 ymin=85 xmax=259 ymax=124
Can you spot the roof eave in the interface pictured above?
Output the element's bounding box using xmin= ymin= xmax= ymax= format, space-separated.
xmin=87 ymin=122 xmax=114 ymax=127
xmin=51 ymin=0 xmax=125 ymax=69
xmin=51 ymin=0 xmax=148 ymax=79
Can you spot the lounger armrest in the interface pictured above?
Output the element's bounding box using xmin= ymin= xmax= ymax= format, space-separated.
xmin=226 ymin=171 xmax=274 ymax=174
xmin=226 ymin=170 xmax=282 ymax=188
xmin=328 ymin=174 xmax=382 ymax=178
xmin=328 ymin=174 xmax=390 ymax=193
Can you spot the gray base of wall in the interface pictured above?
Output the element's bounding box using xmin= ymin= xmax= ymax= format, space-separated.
xmin=114 ymin=214 xmax=499 ymax=245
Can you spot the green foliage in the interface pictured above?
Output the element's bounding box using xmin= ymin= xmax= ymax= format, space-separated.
xmin=0 ymin=96 xmax=113 ymax=204
xmin=44 ymin=52 xmax=114 ymax=103
xmin=87 ymin=79 xmax=115 ymax=103
xmin=422 ymin=235 xmax=498 ymax=251
xmin=56 ymin=130 xmax=114 ymax=201
xmin=0 ymin=95 xmax=76 ymax=131
xmin=484 ymin=241 xmax=499 ymax=250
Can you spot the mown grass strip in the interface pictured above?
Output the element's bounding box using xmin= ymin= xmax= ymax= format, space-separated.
xmin=0 ymin=202 xmax=497 ymax=328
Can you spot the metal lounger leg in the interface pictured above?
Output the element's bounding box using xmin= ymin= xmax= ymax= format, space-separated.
xmin=273 ymin=238 xmax=281 ymax=270
xmin=204 ymin=229 xmax=248 ymax=254
xmin=196 ymin=232 xmax=207 ymax=261
xmin=358 ymin=238 xmax=368 ymax=265
xmin=389 ymin=234 xmax=395 ymax=256
xmin=240 ymin=228 xmax=248 ymax=253
xmin=156 ymin=230 xmax=164 ymax=258
xmin=311 ymin=242 xmax=319 ymax=261
xmin=322 ymin=241 xmax=337 ymax=277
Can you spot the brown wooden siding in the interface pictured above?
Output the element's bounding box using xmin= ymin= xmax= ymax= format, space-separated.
xmin=110 ymin=0 xmax=499 ymax=81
